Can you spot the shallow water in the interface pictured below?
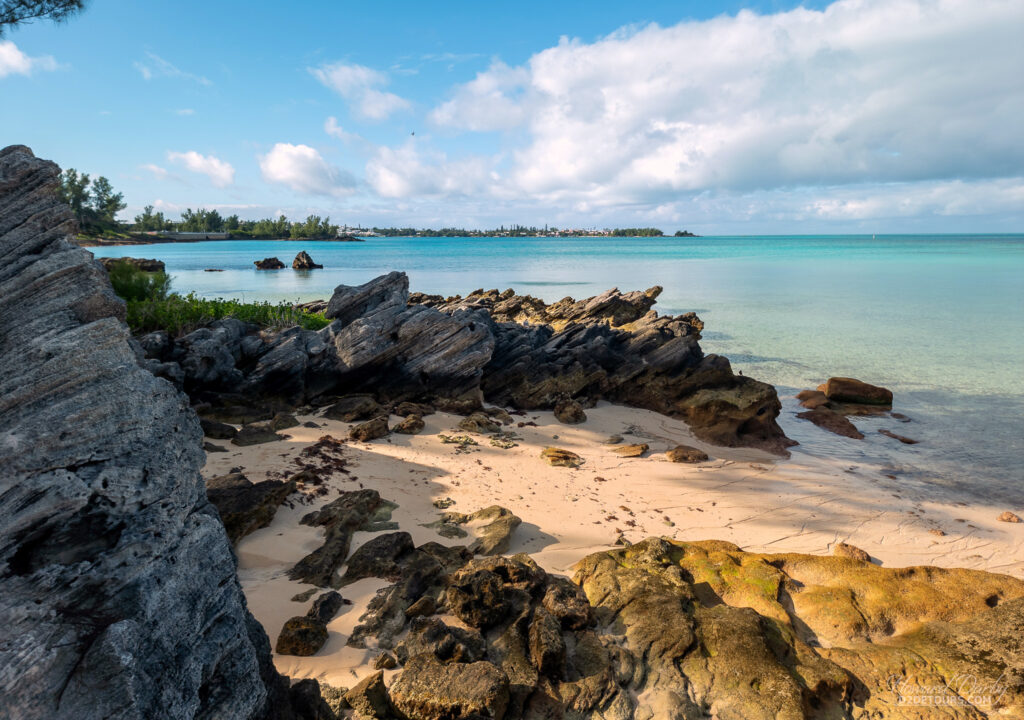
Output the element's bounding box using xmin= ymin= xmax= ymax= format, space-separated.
xmin=92 ymin=235 xmax=1024 ymax=505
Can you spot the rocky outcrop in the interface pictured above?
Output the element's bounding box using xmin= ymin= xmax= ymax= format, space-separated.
xmin=254 ymin=257 xmax=285 ymax=270
xmin=206 ymin=471 xmax=297 ymax=544
xmin=97 ymin=256 xmax=166 ymax=272
xmin=292 ymin=251 xmax=323 ymax=270
xmin=820 ymin=376 xmax=893 ymax=406
xmin=135 ymin=272 xmax=791 ymax=454
xmin=0 ymin=145 xmax=305 ymax=718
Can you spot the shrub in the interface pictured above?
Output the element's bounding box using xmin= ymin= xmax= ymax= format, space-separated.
xmin=107 ymin=260 xmax=172 ymax=302
xmin=124 ymin=294 xmax=330 ymax=336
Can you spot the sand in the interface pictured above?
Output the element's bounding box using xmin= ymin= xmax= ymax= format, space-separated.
xmin=203 ymin=402 xmax=1024 ymax=688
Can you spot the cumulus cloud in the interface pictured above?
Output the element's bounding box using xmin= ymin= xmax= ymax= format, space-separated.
xmin=310 ymin=62 xmax=410 ymax=120
xmin=167 ymin=151 xmax=235 ymax=187
xmin=324 ymin=116 xmax=361 ymax=143
xmin=259 ymin=143 xmax=356 ymax=196
xmin=135 ymin=52 xmax=211 ymax=86
xmin=365 ymin=141 xmax=497 ymax=198
xmin=0 ymin=40 xmax=58 ymax=78
xmin=426 ymin=0 xmax=1024 ymax=210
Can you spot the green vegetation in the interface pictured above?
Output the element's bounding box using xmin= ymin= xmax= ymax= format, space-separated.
xmin=106 ymin=260 xmax=329 ymax=336
xmin=58 ymin=168 xmax=126 ymax=234
xmin=609 ymin=228 xmax=664 ymax=237
xmin=0 ymin=0 xmax=86 ymax=34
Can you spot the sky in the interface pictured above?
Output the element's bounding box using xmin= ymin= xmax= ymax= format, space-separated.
xmin=1 ymin=0 xmax=1022 ymax=233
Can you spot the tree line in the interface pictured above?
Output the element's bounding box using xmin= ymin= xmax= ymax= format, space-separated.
xmin=134 ymin=205 xmax=339 ymax=239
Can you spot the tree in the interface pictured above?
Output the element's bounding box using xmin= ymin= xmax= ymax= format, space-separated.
xmin=135 ymin=205 xmax=169 ymax=232
xmin=89 ymin=175 xmax=126 ymax=223
xmin=224 ymin=214 xmax=240 ymax=231
xmin=179 ymin=208 xmax=225 ymax=233
xmin=58 ymin=167 xmax=90 ymax=225
xmin=0 ymin=0 xmax=87 ymax=35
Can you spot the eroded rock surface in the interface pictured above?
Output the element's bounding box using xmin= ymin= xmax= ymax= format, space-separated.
xmin=0 ymin=145 xmax=301 ymax=718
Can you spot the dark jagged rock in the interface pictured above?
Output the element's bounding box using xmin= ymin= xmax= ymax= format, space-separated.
xmin=292 ymin=251 xmax=323 ymax=270
xmin=201 ymin=416 xmax=238 ymax=439
xmin=393 ymin=414 xmax=425 ymax=434
xmin=394 ymin=401 xmax=435 ymax=417
xmin=349 ymin=415 xmax=390 ymax=441
xmin=233 ymin=423 xmax=287 ymax=446
xmin=307 ymin=591 xmax=345 ymax=624
xmin=339 ymin=531 xmax=415 ymax=585
xmin=206 ymin=471 xmax=297 ymax=543
xmin=255 ymin=257 xmax=285 ymax=270
xmin=275 ymin=617 xmax=328 ymax=656
xmin=0 ymin=145 xmax=303 ymax=718
xmin=458 ymin=412 xmax=501 ymax=433
xmin=440 ymin=505 xmax=522 ymax=556
xmin=323 ymin=394 xmax=382 ymax=422
xmin=553 ymin=397 xmax=587 ymax=424
xmin=97 ymin=256 xmax=166 ymax=272
xmin=288 ymin=489 xmax=385 ymax=587
xmin=395 ymin=617 xmax=488 ymax=665
xmin=797 ymin=406 xmax=865 ymax=439
xmin=343 ymin=671 xmax=390 ymax=719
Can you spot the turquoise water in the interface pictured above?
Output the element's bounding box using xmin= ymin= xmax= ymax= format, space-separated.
xmin=92 ymin=235 xmax=1024 ymax=504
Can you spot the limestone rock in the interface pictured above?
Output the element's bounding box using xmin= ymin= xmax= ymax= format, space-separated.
xmin=255 ymin=257 xmax=285 ymax=270
xmin=441 ymin=505 xmax=522 ymax=556
xmin=293 ymin=251 xmax=323 ymax=270
xmin=0 ymin=145 xmax=296 ymax=718
xmin=373 ymin=652 xmax=398 ymax=670
xmin=201 ymin=417 xmax=238 ymax=439
xmin=206 ymin=471 xmax=296 ymax=543
xmin=276 ymin=617 xmax=328 ymax=656
xmin=833 ymin=541 xmax=871 ymax=562
xmin=395 ymin=617 xmax=487 ymax=665
xmin=999 ymin=511 xmax=1022 ymax=523
xmin=233 ymin=422 xmax=287 ymax=446
xmin=458 ymin=412 xmax=501 ymax=433
xmin=404 ymin=596 xmax=437 ymax=619
xmin=343 ymin=671 xmax=390 ymax=719
xmin=288 ymin=489 xmax=386 ymax=587
xmin=541 ymin=447 xmax=582 ymax=468
xmin=394 ymin=401 xmax=434 ymax=417
xmin=528 ymin=607 xmax=566 ymax=677
xmin=323 ymin=394 xmax=381 ymax=422
xmin=350 ymin=416 xmax=389 ymax=441
xmin=307 ymin=591 xmax=345 ymax=624
xmin=553 ymin=398 xmax=587 ymax=424
xmin=665 ymin=444 xmax=709 ymax=463
xmin=821 ymin=376 xmax=893 ymax=406
xmin=389 ymin=654 xmax=511 ymax=720
xmin=879 ymin=428 xmax=919 ymax=444
xmin=339 ymin=531 xmax=415 ymax=585
xmin=611 ymin=443 xmax=648 ymax=457
xmin=97 ymin=256 xmax=166 ymax=272
xmin=393 ymin=414 xmax=425 ymax=434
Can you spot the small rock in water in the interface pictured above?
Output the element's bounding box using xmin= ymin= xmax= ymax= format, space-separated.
xmin=612 ymin=443 xmax=649 ymax=458
xmin=833 ymin=542 xmax=872 ymax=562
xmin=998 ymin=511 xmax=1022 ymax=523
xmin=820 ymin=377 xmax=893 ymax=406
xmin=542 ymin=447 xmax=582 ymax=468
xmin=879 ymin=428 xmax=919 ymax=444
xmin=797 ymin=407 xmax=864 ymax=439
xmin=665 ymin=445 xmax=709 ymax=463
xmin=796 ymin=389 xmax=830 ymax=409
xmin=890 ymin=412 xmax=912 ymax=422
xmin=292 ymin=250 xmax=323 ymax=270
xmin=254 ymin=256 xmax=285 ymax=270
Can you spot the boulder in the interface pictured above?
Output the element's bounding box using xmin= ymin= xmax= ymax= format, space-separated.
xmin=343 ymin=671 xmax=390 ymax=719
xmin=395 ymin=617 xmax=487 ymax=664
xmin=458 ymin=412 xmax=501 ymax=433
xmin=373 ymin=652 xmax=398 ymax=670
xmin=323 ymin=394 xmax=382 ymax=422
xmin=339 ymin=531 xmax=415 ymax=585
xmin=665 ymin=444 xmax=709 ymax=463
xmin=275 ymin=616 xmax=328 ymax=656
xmin=288 ymin=489 xmax=386 ymax=587
xmin=0 ymin=145 xmax=298 ymax=718
xmin=389 ymin=654 xmax=511 ymax=720
xmin=998 ymin=511 xmax=1022 ymax=523
xmin=394 ymin=401 xmax=435 ymax=417
xmin=541 ymin=447 xmax=582 ymax=468
xmin=393 ymin=414 xmax=425 ymax=434
xmin=205 ymin=471 xmax=296 ymax=543
xmin=307 ymin=591 xmax=345 ymax=624
xmin=349 ymin=416 xmax=389 ymax=441
xmin=293 ymin=251 xmax=323 ymax=270
xmin=833 ymin=542 xmax=872 ymax=562
xmin=528 ymin=607 xmax=566 ymax=677
xmin=254 ymin=257 xmax=285 ymax=270
xmin=553 ymin=398 xmax=587 ymax=424
xmin=441 ymin=505 xmax=522 ymax=556
xmin=820 ymin=377 xmax=893 ymax=406
xmin=200 ymin=417 xmax=238 ymax=439
xmin=404 ymin=596 xmax=437 ymax=619
xmin=232 ymin=422 xmax=286 ymax=446
xmin=541 ymin=576 xmax=593 ymax=630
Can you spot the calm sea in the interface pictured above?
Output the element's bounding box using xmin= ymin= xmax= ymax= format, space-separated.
xmin=92 ymin=235 xmax=1024 ymax=505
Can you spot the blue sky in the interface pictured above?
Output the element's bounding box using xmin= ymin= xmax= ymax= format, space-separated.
xmin=2 ymin=0 xmax=1022 ymax=232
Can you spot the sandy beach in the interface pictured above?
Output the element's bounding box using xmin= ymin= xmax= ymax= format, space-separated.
xmin=204 ymin=402 xmax=1024 ymax=688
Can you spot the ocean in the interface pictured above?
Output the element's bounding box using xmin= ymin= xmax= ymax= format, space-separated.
xmin=91 ymin=235 xmax=1024 ymax=505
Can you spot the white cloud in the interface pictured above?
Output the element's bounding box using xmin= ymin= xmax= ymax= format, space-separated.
xmin=259 ymin=143 xmax=356 ymax=196
xmin=365 ymin=141 xmax=495 ymax=198
xmin=0 ymin=40 xmax=58 ymax=78
xmin=141 ymin=163 xmax=170 ymax=180
xmin=310 ymin=62 xmax=410 ymax=120
xmin=426 ymin=0 xmax=1024 ymax=211
xmin=175 ymin=108 xmax=195 ymax=116
xmin=135 ymin=52 xmax=211 ymax=86
xmin=167 ymin=151 xmax=235 ymax=187
xmin=324 ymin=116 xmax=361 ymax=143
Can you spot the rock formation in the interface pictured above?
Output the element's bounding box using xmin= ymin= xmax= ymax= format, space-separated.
xmin=97 ymin=256 xmax=166 ymax=272
xmin=292 ymin=251 xmax=323 ymax=270
xmin=0 ymin=145 xmax=312 ymax=719
xmin=254 ymin=257 xmax=285 ymax=269
xmin=140 ymin=272 xmax=792 ymax=454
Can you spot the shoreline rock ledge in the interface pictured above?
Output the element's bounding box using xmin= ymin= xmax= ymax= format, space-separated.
xmin=0 ymin=145 xmax=317 ymax=718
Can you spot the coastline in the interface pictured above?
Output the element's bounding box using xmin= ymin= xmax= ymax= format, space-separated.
xmin=208 ymin=403 xmax=1024 ymax=686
